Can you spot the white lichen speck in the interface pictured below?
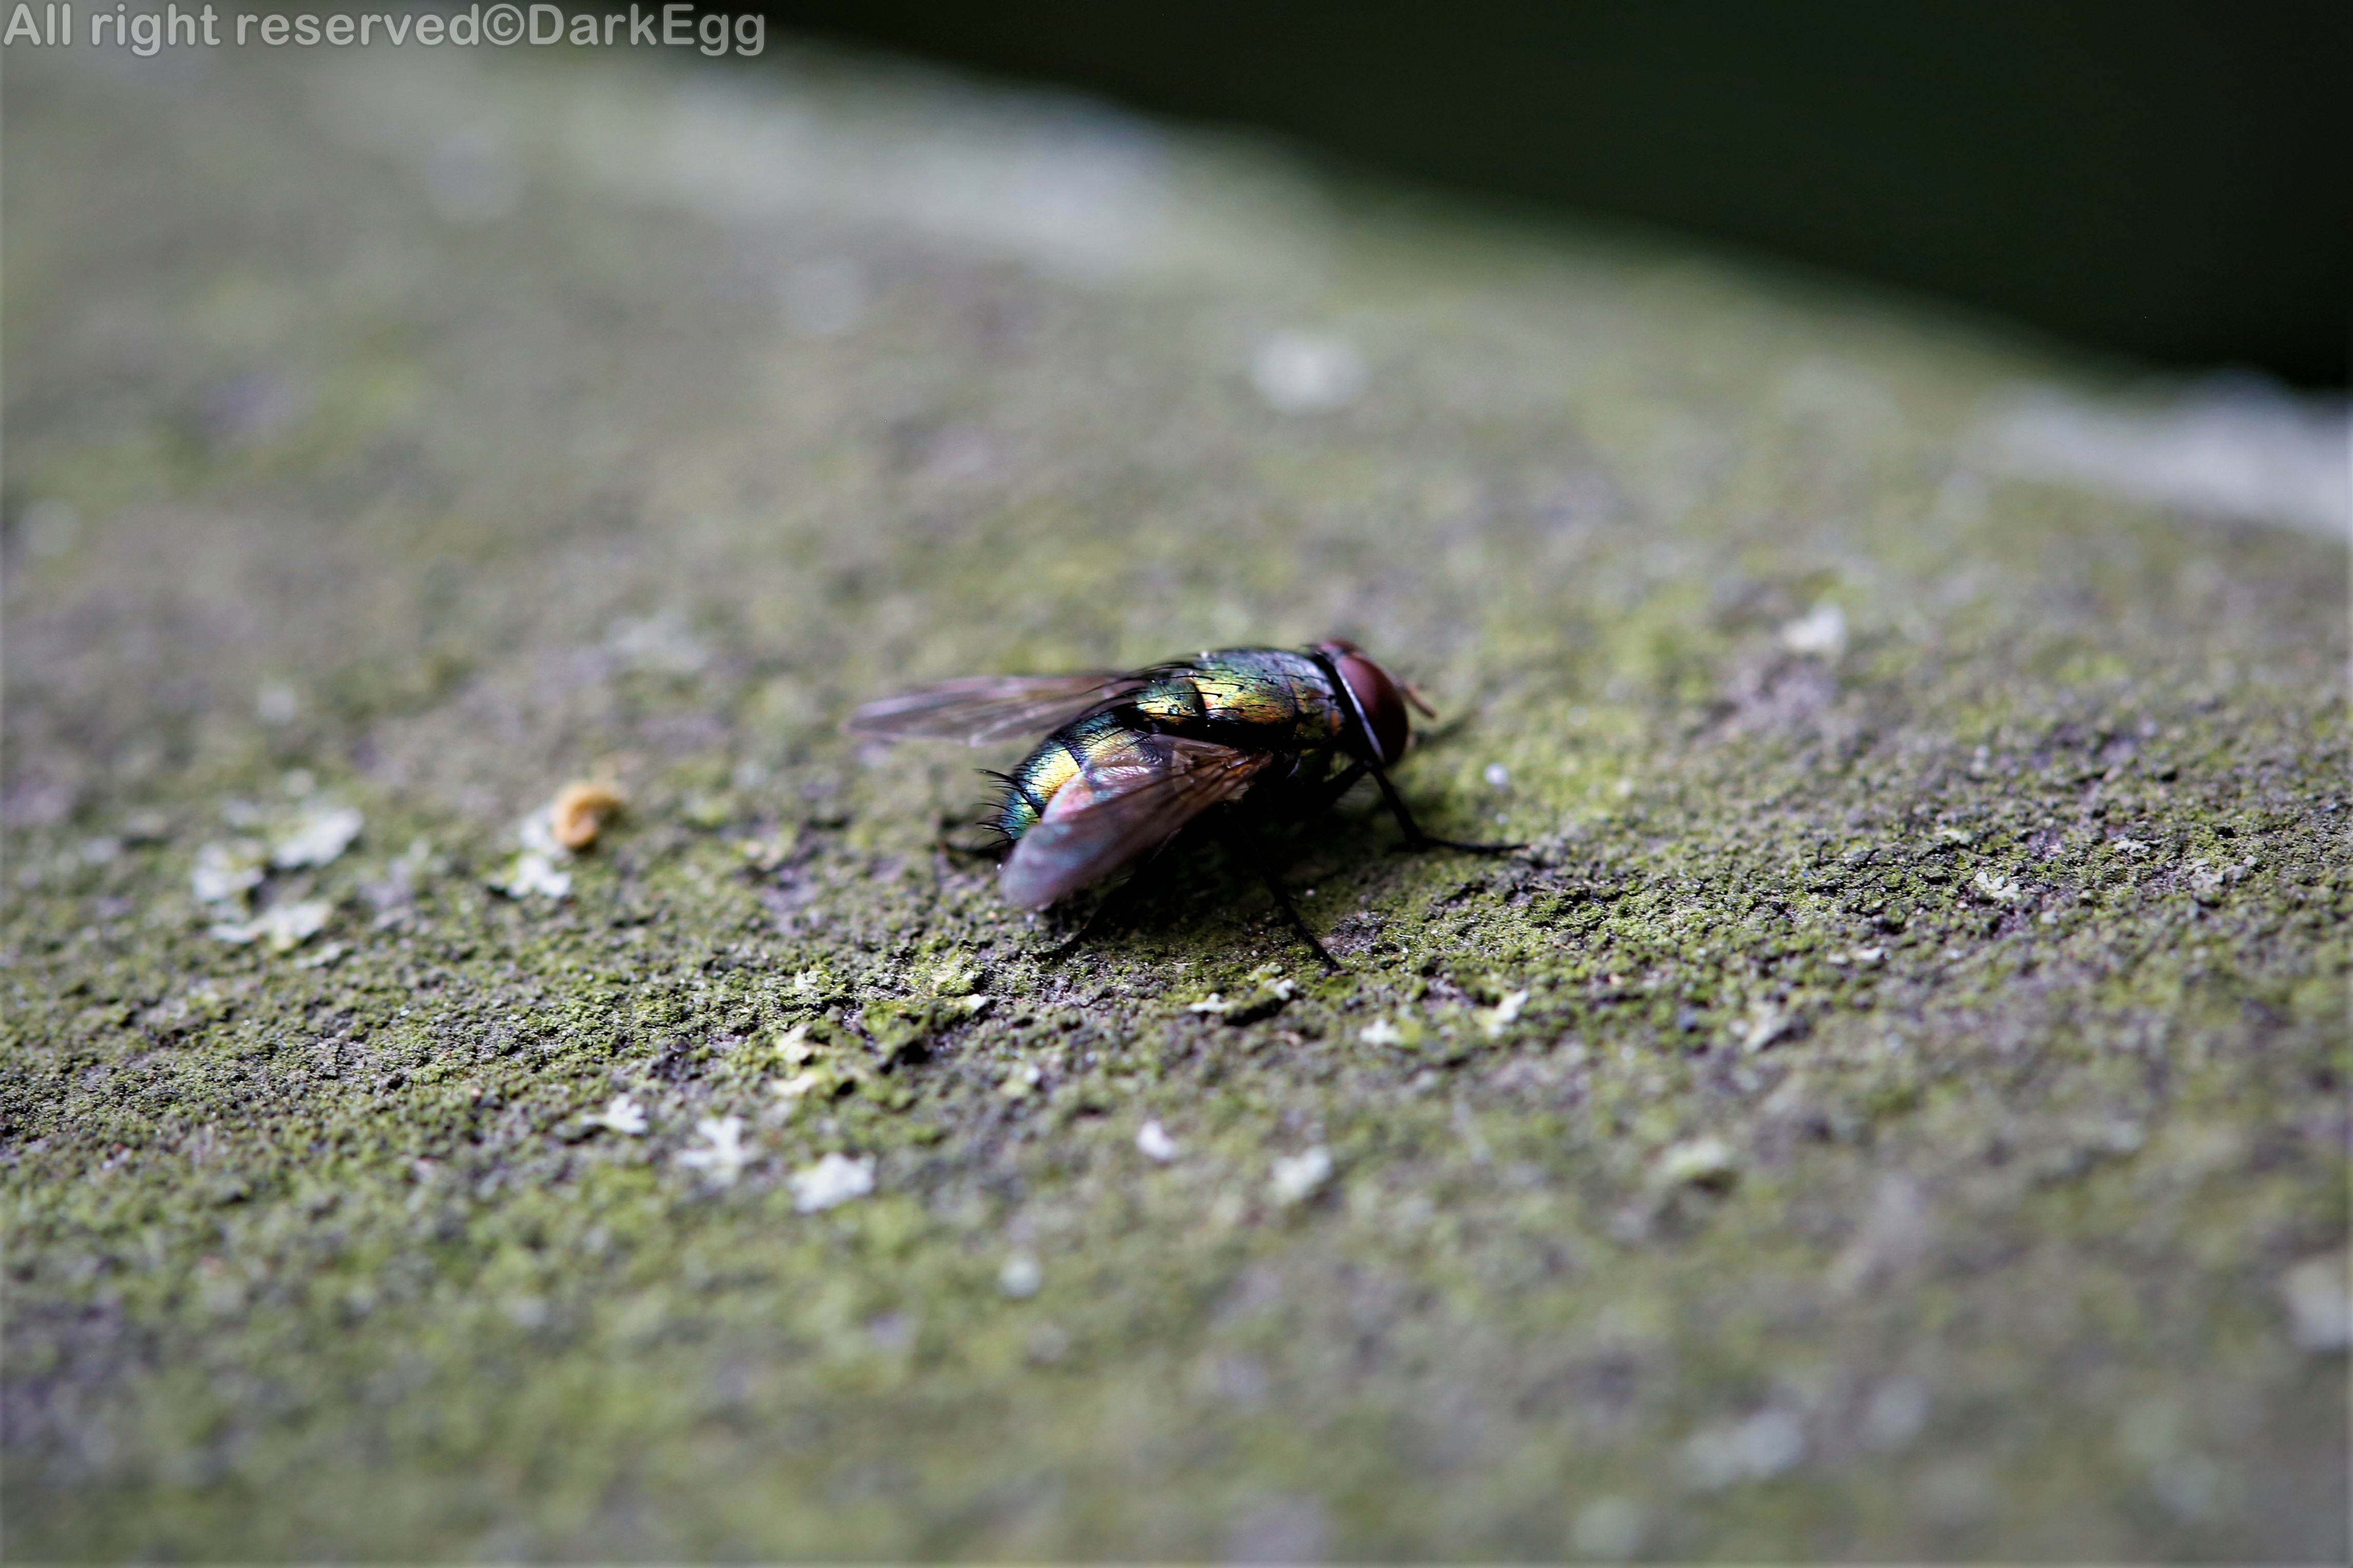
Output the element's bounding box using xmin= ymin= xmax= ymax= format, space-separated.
xmin=770 ymin=1071 xmax=824 ymax=1109
xmin=772 ymin=1021 xmax=816 ymax=1064
xmin=1656 ymin=1135 xmax=1739 ymax=1189
xmin=1738 ymin=1001 xmax=1798 ymax=1053
xmin=1136 ymin=1119 xmax=1180 ymax=1164
xmin=2281 ymin=1252 xmax=2350 ymax=1353
xmin=1268 ymin=1146 xmax=1333 ymax=1206
xmin=1971 ymin=870 xmax=2022 ymax=904
xmin=270 ymin=803 xmax=363 ymax=869
xmin=1779 ymin=601 xmax=1847 ymax=658
xmin=1683 ymin=1408 xmax=1806 ymax=1489
xmin=584 ymin=1095 xmax=648 ymax=1136
xmin=191 ymin=840 xmax=267 ymax=906
xmin=790 ymin=1151 xmax=875 ymax=1213
xmin=494 ymin=851 xmax=572 ymax=900
xmin=1250 ymin=330 xmax=1366 ymax=415
xmin=1475 ymin=989 xmax=1529 ymax=1040
xmin=676 ymin=1115 xmax=753 ymax=1186
xmin=998 ymin=1253 xmax=1042 ymax=1299
xmin=209 ymin=899 xmax=332 ymax=952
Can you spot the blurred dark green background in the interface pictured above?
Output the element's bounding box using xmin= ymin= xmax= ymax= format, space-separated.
xmin=745 ymin=0 xmax=2347 ymax=386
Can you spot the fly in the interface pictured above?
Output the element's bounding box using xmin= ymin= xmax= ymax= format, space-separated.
xmin=849 ymin=640 xmax=1513 ymax=969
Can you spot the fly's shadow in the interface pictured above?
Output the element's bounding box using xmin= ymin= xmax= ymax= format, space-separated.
xmin=1027 ymin=778 xmax=1516 ymax=972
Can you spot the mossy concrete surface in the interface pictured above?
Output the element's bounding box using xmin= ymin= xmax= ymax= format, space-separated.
xmin=5 ymin=41 xmax=2346 ymax=1562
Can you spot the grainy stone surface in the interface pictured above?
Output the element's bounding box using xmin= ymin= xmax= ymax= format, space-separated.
xmin=4 ymin=41 xmax=2346 ymax=1561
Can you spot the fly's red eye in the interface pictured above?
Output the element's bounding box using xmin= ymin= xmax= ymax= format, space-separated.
xmin=1334 ymin=652 xmax=1410 ymax=765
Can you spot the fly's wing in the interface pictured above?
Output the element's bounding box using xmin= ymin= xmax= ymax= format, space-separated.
xmin=847 ymin=673 xmax=1148 ymax=747
xmin=1000 ymin=734 xmax=1275 ymax=909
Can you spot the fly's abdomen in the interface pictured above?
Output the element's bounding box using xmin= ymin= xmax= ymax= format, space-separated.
xmin=994 ymin=711 xmax=1127 ymax=841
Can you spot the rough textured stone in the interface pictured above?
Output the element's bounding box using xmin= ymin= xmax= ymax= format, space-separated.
xmin=4 ymin=40 xmax=2345 ymax=1560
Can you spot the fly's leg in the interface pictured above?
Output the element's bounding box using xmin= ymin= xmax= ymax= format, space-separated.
xmin=1366 ymin=761 xmax=1522 ymax=854
xmin=1301 ymin=760 xmax=1368 ymax=818
xmin=1222 ymin=825 xmax=1341 ymax=973
xmin=1041 ymin=840 xmax=1174 ymax=963
xmin=1041 ymin=877 xmax=1140 ymax=964
xmin=941 ymin=808 xmax=1016 ymax=861
xmin=1259 ymin=864 xmax=1343 ymax=973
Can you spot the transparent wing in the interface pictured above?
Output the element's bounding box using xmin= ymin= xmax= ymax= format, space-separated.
xmin=1000 ymin=734 xmax=1276 ymax=909
xmin=846 ymin=673 xmax=1149 ymax=747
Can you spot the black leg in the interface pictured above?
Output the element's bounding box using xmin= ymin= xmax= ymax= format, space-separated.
xmin=1041 ymin=839 xmax=1174 ymax=963
xmin=1302 ymin=760 xmax=1368 ymax=818
xmin=1221 ymin=824 xmax=1341 ymax=972
xmin=1257 ymin=860 xmax=1342 ymax=972
xmin=1041 ymin=885 xmax=1130 ymax=964
xmin=1367 ymin=761 xmax=1521 ymax=854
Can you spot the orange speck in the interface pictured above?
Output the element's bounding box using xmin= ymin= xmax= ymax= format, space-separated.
xmin=550 ymin=780 xmax=627 ymax=850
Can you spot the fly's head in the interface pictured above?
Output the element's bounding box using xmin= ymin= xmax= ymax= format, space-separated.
xmin=1313 ymin=638 xmax=1433 ymax=766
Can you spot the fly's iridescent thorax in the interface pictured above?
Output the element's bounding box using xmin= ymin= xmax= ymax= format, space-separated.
xmin=1126 ymin=648 xmax=1347 ymax=746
